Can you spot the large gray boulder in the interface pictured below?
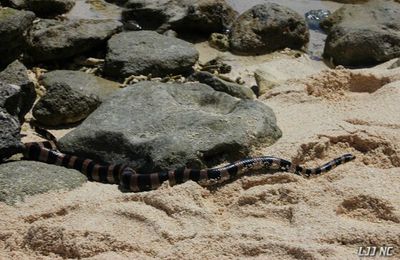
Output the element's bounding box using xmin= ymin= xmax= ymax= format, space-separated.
xmin=0 ymin=60 xmax=36 ymax=121
xmin=26 ymin=19 xmax=122 ymax=62
xmin=104 ymin=31 xmax=199 ymax=79
xmin=0 ymin=8 xmax=35 ymax=69
xmin=229 ymin=3 xmax=309 ymax=55
xmin=33 ymin=70 xmax=120 ymax=126
xmin=322 ymin=0 xmax=400 ymax=66
xmin=0 ymin=161 xmax=87 ymax=205
xmin=122 ymin=0 xmax=237 ymax=34
xmin=58 ymin=82 xmax=282 ymax=173
xmin=6 ymin=0 xmax=75 ymax=17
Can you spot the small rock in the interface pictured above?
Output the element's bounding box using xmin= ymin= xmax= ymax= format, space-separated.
xmin=229 ymin=3 xmax=309 ymax=55
xmin=323 ymin=0 xmax=400 ymax=66
xmin=188 ymin=71 xmax=255 ymax=100
xmin=0 ymin=161 xmax=86 ymax=205
xmin=0 ymin=8 xmax=35 ymax=69
xmin=26 ymin=18 xmax=123 ymax=62
xmin=58 ymin=82 xmax=281 ymax=172
xmin=388 ymin=58 xmax=400 ymax=69
xmin=33 ymin=70 xmax=120 ymax=126
xmin=0 ymin=108 xmax=22 ymax=160
xmin=0 ymin=80 xmax=33 ymax=159
xmin=104 ymin=30 xmax=199 ymax=79
xmin=209 ymin=33 xmax=229 ymax=51
xmin=0 ymin=60 xmax=36 ymax=121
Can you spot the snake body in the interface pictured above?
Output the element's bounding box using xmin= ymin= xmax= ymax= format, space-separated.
xmin=22 ymin=127 xmax=356 ymax=192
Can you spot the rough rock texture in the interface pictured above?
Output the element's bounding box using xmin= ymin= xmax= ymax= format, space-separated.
xmin=58 ymin=82 xmax=281 ymax=173
xmin=40 ymin=70 xmax=120 ymax=101
xmin=209 ymin=33 xmax=229 ymax=51
xmin=0 ymin=161 xmax=86 ymax=205
xmin=33 ymin=70 xmax=120 ymax=126
xmin=322 ymin=0 xmax=400 ymax=66
xmin=26 ymin=19 xmax=122 ymax=62
xmin=122 ymin=0 xmax=237 ymax=34
xmin=6 ymin=0 xmax=75 ymax=17
xmin=33 ymin=84 xmax=100 ymax=126
xmin=104 ymin=31 xmax=199 ymax=78
xmin=229 ymin=3 xmax=309 ymax=55
xmin=0 ymin=60 xmax=36 ymax=121
xmin=189 ymin=71 xmax=255 ymax=99
xmin=0 ymin=109 xmax=22 ymax=160
xmin=0 ymin=8 xmax=35 ymax=69
xmin=0 ymin=82 xmax=25 ymax=159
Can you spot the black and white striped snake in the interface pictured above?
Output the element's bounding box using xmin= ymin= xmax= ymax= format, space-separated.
xmin=22 ymin=126 xmax=356 ymax=192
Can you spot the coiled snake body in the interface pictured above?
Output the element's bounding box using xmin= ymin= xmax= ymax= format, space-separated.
xmin=22 ymin=126 xmax=356 ymax=192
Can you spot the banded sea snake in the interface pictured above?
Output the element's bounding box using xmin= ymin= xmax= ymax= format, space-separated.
xmin=22 ymin=126 xmax=356 ymax=192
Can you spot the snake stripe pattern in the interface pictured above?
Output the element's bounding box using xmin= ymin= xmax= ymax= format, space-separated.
xmin=22 ymin=126 xmax=356 ymax=192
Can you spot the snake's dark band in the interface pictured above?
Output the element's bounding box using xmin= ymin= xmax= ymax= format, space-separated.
xmin=22 ymin=142 xmax=355 ymax=193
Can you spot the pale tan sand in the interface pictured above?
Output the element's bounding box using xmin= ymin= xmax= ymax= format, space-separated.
xmin=1 ymin=53 xmax=399 ymax=259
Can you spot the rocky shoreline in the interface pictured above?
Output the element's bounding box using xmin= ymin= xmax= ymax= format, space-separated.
xmin=1 ymin=0 xmax=400 ymax=259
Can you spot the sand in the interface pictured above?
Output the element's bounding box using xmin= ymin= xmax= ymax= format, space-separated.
xmin=1 ymin=50 xmax=399 ymax=259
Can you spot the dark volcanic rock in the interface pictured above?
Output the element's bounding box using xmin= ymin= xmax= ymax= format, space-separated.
xmin=229 ymin=3 xmax=309 ymax=55
xmin=323 ymin=0 xmax=400 ymax=66
xmin=33 ymin=70 xmax=120 ymax=126
xmin=0 ymin=109 xmax=22 ymax=160
xmin=58 ymin=82 xmax=282 ymax=173
xmin=0 ymin=60 xmax=36 ymax=121
xmin=0 ymin=161 xmax=86 ymax=205
xmin=0 ymin=82 xmax=24 ymax=159
xmin=26 ymin=19 xmax=122 ymax=62
xmin=122 ymin=0 xmax=237 ymax=34
xmin=6 ymin=0 xmax=75 ymax=17
xmin=0 ymin=8 xmax=35 ymax=69
xmin=104 ymin=31 xmax=199 ymax=78
xmin=189 ymin=71 xmax=255 ymax=99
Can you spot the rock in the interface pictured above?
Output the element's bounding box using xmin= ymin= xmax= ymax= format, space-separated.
xmin=229 ymin=3 xmax=309 ymax=55
xmin=33 ymin=70 xmax=120 ymax=126
xmin=26 ymin=19 xmax=122 ymax=62
xmin=0 ymin=81 xmax=29 ymax=159
xmin=209 ymin=33 xmax=229 ymax=51
xmin=104 ymin=31 xmax=199 ymax=79
xmin=0 ymin=161 xmax=86 ymax=205
xmin=323 ymin=0 xmax=400 ymax=66
xmin=122 ymin=0 xmax=237 ymax=34
xmin=0 ymin=60 xmax=36 ymax=121
xmin=253 ymin=56 xmax=328 ymax=95
xmin=58 ymin=82 xmax=281 ymax=173
xmin=188 ymin=71 xmax=255 ymax=99
xmin=0 ymin=8 xmax=35 ymax=69
xmin=388 ymin=58 xmax=400 ymax=69
xmin=6 ymin=0 xmax=75 ymax=17
xmin=41 ymin=70 xmax=120 ymax=100
xmin=0 ymin=109 xmax=22 ymax=160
